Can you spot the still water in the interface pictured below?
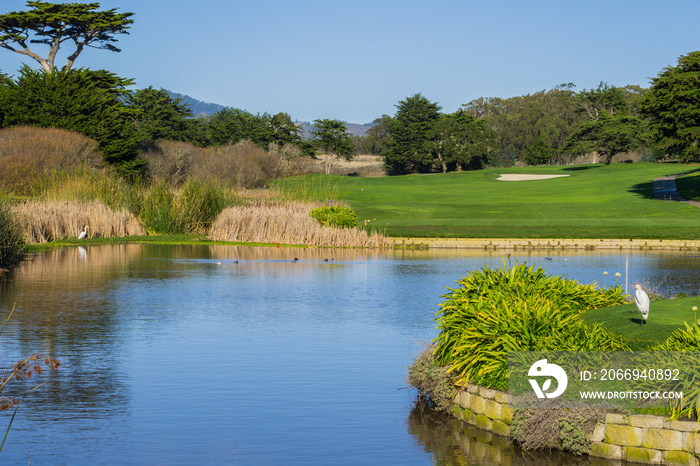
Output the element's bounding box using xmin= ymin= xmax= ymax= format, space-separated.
xmin=0 ymin=245 xmax=698 ymax=465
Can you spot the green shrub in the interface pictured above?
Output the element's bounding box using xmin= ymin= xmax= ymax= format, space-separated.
xmin=140 ymin=179 xmax=174 ymax=234
xmin=433 ymin=261 xmax=629 ymax=390
xmin=649 ymin=317 xmax=700 ymax=420
xmin=309 ymin=205 xmax=358 ymax=228
xmin=139 ymin=178 xmax=230 ymax=235
xmin=406 ymin=346 xmax=454 ymax=413
xmin=511 ymin=404 xmax=606 ymax=455
xmin=0 ymin=196 xmax=25 ymax=268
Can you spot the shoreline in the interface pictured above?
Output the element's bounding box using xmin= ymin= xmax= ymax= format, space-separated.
xmin=387 ymin=237 xmax=700 ymax=251
xmin=21 ymin=235 xmax=700 ymax=252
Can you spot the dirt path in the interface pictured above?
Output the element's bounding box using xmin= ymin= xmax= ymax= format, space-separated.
xmin=652 ymin=175 xmax=700 ymax=208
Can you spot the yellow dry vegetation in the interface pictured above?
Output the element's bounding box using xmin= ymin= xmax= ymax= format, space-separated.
xmin=14 ymin=200 xmax=145 ymax=243
xmin=209 ymin=201 xmax=387 ymax=247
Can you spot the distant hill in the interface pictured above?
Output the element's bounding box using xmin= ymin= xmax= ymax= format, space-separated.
xmin=166 ymin=90 xmax=227 ymax=116
xmin=298 ymin=121 xmax=374 ymax=138
xmin=165 ymin=90 xmax=374 ymax=137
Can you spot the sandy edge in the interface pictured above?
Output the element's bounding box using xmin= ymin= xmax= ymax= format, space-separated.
xmin=497 ymin=174 xmax=570 ymax=181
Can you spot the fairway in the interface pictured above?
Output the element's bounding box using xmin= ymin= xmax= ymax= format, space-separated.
xmin=582 ymin=297 xmax=700 ymax=350
xmin=276 ymin=163 xmax=700 ymax=239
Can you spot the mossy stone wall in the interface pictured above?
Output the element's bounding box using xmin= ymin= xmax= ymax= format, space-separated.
xmin=451 ymin=384 xmax=700 ymax=465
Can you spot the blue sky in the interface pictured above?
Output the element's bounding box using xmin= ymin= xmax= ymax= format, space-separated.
xmin=0 ymin=1 xmax=698 ymax=123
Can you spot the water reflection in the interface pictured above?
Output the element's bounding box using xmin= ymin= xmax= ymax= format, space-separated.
xmin=0 ymin=245 xmax=698 ymax=464
xmin=407 ymin=404 xmax=639 ymax=466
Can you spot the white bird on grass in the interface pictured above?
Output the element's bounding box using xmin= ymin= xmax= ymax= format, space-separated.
xmin=78 ymin=225 xmax=89 ymax=240
xmin=634 ymin=284 xmax=650 ymax=329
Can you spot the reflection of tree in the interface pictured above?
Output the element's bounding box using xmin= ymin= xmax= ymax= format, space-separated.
xmin=631 ymin=253 xmax=700 ymax=297
xmin=406 ymin=403 xmax=592 ymax=466
xmin=0 ymin=246 xmax=145 ymax=421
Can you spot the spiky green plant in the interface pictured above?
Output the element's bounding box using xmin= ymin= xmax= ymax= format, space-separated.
xmin=433 ymin=261 xmax=629 ymax=390
xmin=647 ymin=309 xmax=700 ymax=421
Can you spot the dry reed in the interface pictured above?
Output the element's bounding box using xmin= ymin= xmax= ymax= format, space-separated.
xmin=208 ymin=202 xmax=388 ymax=248
xmin=14 ymin=200 xmax=145 ymax=243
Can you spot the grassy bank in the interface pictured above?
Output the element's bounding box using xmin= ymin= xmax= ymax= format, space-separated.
xmin=275 ymin=163 xmax=700 ymax=239
xmin=582 ymin=296 xmax=700 ymax=350
xmin=22 ymin=234 xmax=300 ymax=252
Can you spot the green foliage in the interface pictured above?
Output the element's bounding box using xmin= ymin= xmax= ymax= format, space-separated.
xmin=641 ymin=51 xmax=700 ymax=162
xmin=353 ymin=114 xmax=392 ymax=155
xmin=0 ymin=1 xmax=134 ymax=72
xmin=384 ymin=93 xmax=442 ymax=174
xmin=309 ymin=205 xmax=358 ymax=228
xmin=433 ymin=261 xmax=629 ymax=390
xmin=406 ymin=346 xmax=455 ymax=413
xmin=462 ymin=84 xmax=582 ymax=165
xmin=675 ymin=171 xmax=700 ymax=202
xmin=524 ymin=136 xmax=555 ymax=165
xmin=126 ymin=87 xmax=193 ymax=145
xmin=563 ymin=110 xmax=652 ymax=165
xmin=430 ymin=110 xmax=497 ymax=172
xmin=650 ymin=315 xmax=700 ymax=420
xmin=138 ymin=179 xmax=228 ymax=235
xmin=0 ymin=195 xmax=24 ymax=268
xmin=0 ymin=66 xmax=143 ymax=176
xmin=203 ymin=109 xmax=300 ymax=150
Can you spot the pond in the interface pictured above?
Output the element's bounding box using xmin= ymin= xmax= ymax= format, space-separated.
xmin=0 ymin=245 xmax=698 ymax=464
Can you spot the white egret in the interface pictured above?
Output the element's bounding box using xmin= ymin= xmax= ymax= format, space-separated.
xmin=633 ymin=284 xmax=650 ymax=329
xmin=78 ymin=225 xmax=89 ymax=239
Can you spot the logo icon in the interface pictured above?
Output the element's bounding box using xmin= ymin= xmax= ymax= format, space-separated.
xmin=528 ymin=359 xmax=568 ymax=398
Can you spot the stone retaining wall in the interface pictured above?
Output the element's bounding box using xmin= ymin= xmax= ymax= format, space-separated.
xmin=389 ymin=237 xmax=700 ymax=251
xmin=450 ymin=384 xmax=700 ymax=465
xmin=591 ymin=413 xmax=699 ymax=465
xmin=451 ymin=383 xmax=513 ymax=438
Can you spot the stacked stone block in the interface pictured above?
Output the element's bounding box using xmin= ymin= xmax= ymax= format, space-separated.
xmin=590 ymin=414 xmax=699 ymax=465
xmin=389 ymin=237 xmax=700 ymax=251
xmin=450 ymin=386 xmax=700 ymax=465
xmin=451 ymin=383 xmax=512 ymax=437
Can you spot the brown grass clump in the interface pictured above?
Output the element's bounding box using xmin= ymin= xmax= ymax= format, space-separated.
xmin=141 ymin=139 xmax=288 ymax=189
xmin=14 ymin=200 xmax=145 ymax=243
xmin=190 ymin=140 xmax=283 ymax=188
xmin=0 ymin=126 xmax=104 ymax=195
xmin=141 ymin=140 xmax=203 ymax=185
xmin=208 ymin=201 xmax=387 ymax=247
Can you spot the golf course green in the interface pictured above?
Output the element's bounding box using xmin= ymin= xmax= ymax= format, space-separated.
xmin=582 ymin=297 xmax=700 ymax=350
xmin=277 ymin=162 xmax=700 ymax=239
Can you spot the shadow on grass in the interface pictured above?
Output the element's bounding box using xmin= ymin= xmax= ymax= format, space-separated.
xmin=629 ymin=181 xmax=655 ymax=200
xmin=561 ymin=165 xmax=602 ymax=172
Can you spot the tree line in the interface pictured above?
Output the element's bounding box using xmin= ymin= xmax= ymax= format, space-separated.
xmin=0 ymin=2 xmax=353 ymax=177
xmin=1 ymin=2 xmax=699 ymax=178
xmin=355 ymin=52 xmax=700 ymax=174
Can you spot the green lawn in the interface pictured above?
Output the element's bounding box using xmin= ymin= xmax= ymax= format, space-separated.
xmin=276 ymin=163 xmax=700 ymax=239
xmin=582 ymin=296 xmax=700 ymax=350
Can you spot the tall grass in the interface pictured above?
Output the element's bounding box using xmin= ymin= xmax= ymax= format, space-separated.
xmin=14 ymin=200 xmax=145 ymax=243
xmin=0 ymin=197 xmax=25 ymax=268
xmin=40 ymin=171 xmax=235 ymax=235
xmin=208 ymin=201 xmax=387 ymax=247
xmin=271 ymin=174 xmax=346 ymax=203
xmin=139 ymin=179 xmax=232 ymax=234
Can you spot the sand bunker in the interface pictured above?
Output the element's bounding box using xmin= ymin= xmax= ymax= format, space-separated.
xmin=497 ymin=174 xmax=570 ymax=181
